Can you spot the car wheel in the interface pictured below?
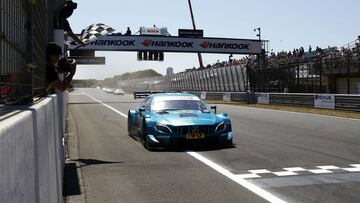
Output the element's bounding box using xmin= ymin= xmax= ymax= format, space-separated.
xmin=141 ymin=122 xmax=152 ymax=150
xmin=127 ymin=112 xmax=135 ymax=137
xmin=222 ymin=138 xmax=233 ymax=148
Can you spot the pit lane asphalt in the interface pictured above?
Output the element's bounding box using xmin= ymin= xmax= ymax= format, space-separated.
xmin=66 ymin=88 xmax=360 ymax=203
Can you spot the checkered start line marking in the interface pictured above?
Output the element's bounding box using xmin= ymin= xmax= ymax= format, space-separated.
xmin=236 ymin=164 xmax=360 ymax=179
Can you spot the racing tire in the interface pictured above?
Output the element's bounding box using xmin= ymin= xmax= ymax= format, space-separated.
xmin=222 ymin=138 xmax=233 ymax=148
xmin=127 ymin=112 xmax=135 ymax=137
xmin=141 ymin=122 xmax=153 ymax=150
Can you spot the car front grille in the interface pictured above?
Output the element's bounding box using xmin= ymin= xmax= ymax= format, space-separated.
xmin=171 ymin=125 xmax=217 ymax=135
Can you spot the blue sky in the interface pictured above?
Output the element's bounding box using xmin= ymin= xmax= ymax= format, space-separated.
xmin=69 ymin=0 xmax=360 ymax=79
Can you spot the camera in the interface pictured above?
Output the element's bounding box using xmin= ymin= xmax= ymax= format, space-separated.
xmin=57 ymin=57 xmax=76 ymax=73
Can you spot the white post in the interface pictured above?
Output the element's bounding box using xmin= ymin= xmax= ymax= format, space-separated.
xmin=54 ymin=28 xmax=65 ymax=203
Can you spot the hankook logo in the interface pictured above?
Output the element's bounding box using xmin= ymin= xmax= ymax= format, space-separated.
xmin=90 ymin=39 xmax=135 ymax=46
xmin=200 ymin=41 xmax=209 ymax=48
xmin=200 ymin=41 xmax=250 ymax=50
xmin=142 ymin=40 xmax=194 ymax=48
xmin=142 ymin=40 xmax=152 ymax=47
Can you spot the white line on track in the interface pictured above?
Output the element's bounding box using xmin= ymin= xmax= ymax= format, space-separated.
xmin=187 ymin=152 xmax=286 ymax=203
xmin=80 ymin=90 xmax=128 ymax=118
xmin=79 ymin=89 xmax=287 ymax=203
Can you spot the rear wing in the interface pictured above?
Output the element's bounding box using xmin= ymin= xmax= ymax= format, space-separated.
xmin=133 ymin=91 xmax=165 ymax=99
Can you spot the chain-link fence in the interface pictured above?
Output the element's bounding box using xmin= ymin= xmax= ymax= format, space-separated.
xmin=1 ymin=0 xmax=53 ymax=104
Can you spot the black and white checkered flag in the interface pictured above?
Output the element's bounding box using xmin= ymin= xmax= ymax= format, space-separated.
xmin=80 ymin=23 xmax=115 ymax=43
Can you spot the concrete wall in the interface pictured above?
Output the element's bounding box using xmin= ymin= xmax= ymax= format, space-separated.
xmin=0 ymin=94 xmax=67 ymax=203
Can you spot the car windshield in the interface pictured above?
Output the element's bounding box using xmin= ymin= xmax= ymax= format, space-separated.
xmin=152 ymin=96 xmax=208 ymax=111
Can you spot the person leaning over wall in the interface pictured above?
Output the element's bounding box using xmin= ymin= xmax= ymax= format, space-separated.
xmin=46 ymin=42 xmax=76 ymax=92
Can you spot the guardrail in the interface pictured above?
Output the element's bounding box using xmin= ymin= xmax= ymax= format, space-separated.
xmin=335 ymin=94 xmax=360 ymax=111
xmin=182 ymin=91 xmax=360 ymax=112
xmin=133 ymin=91 xmax=165 ymax=99
xmin=123 ymin=89 xmax=360 ymax=112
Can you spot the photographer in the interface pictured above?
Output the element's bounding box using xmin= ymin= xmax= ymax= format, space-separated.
xmin=46 ymin=42 xmax=76 ymax=92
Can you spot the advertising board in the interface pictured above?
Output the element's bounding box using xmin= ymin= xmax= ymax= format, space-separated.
xmin=314 ymin=94 xmax=335 ymax=109
xmin=257 ymin=93 xmax=270 ymax=104
xmin=69 ymin=35 xmax=262 ymax=54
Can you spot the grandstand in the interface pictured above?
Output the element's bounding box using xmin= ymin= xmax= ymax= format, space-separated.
xmin=188 ymin=36 xmax=360 ymax=94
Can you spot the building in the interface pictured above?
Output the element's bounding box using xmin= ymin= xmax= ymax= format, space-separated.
xmin=166 ymin=67 xmax=174 ymax=76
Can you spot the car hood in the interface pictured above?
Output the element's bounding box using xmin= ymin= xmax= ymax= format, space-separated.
xmin=151 ymin=110 xmax=221 ymax=126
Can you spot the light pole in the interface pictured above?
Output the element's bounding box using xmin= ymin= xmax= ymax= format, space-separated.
xmin=187 ymin=0 xmax=204 ymax=68
xmin=254 ymin=27 xmax=261 ymax=40
xmin=254 ymin=27 xmax=261 ymax=91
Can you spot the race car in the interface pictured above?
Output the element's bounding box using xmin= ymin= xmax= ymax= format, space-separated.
xmin=127 ymin=93 xmax=232 ymax=150
xmin=113 ymin=89 xmax=125 ymax=95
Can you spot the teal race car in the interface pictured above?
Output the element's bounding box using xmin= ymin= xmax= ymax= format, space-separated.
xmin=128 ymin=93 xmax=233 ymax=150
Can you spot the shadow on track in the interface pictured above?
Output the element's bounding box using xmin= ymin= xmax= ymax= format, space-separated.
xmin=128 ymin=134 xmax=236 ymax=152
xmin=74 ymin=158 xmax=124 ymax=168
xmin=63 ymin=159 xmax=124 ymax=197
xmin=63 ymin=163 xmax=81 ymax=197
xmin=148 ymin=143 xmax=237 ymax=153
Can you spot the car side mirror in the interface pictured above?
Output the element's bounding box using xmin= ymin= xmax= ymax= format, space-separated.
xmin=139 ymin=107 xmax=146 ymax=112
xmin=221 ymin=112 xmax=228 ymax=117
xmin=210 ymin=105 xmax=217 ymax=114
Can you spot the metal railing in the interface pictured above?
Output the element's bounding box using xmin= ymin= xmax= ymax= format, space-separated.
xmin=193 ymin=92 xmax=360 ymax=112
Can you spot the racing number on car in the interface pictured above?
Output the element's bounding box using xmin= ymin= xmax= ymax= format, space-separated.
xmin=190 ymin=133 xmax=201 ymax=138
xmin=186 ymin=132 xmax=204 ymax=139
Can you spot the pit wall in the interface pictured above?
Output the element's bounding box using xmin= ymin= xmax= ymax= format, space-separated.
xmin=0 ymin=93 xmax=68 ymax=203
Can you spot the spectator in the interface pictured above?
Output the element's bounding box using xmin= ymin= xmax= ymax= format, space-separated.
xmin=125 ymin=27 xmax=132 ymax=36
xmin=46 ymin=43 xmax=76 ymax=92
xmin=194 ymin=36 xmax=358 ymax=70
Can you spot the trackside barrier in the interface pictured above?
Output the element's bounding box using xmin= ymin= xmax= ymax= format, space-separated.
xmin=123 ymin=89 xmax=359 ymax=112
xmin=133 ymin=91 xmax=165 ymax=99
xmin=205 ymin=92 xmax=224 ymax=100
xmin=0 ymin=94 xmax=67 ymax=203
xmin=268 ymin=93 xmax=314 ymax=107
xmin=335 ymin=95 xmax=360 ymax=112
xmin=184 ymin=91 xmax=360 ymax=112
xmin=230 ymin=92 xmax=257 ymax=103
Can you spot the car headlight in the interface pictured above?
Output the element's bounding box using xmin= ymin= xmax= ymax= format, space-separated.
xmin=155 ymin=123 xmax=173 ymax=134
xmin=215 ymin=121 xmax=226 ymax=132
